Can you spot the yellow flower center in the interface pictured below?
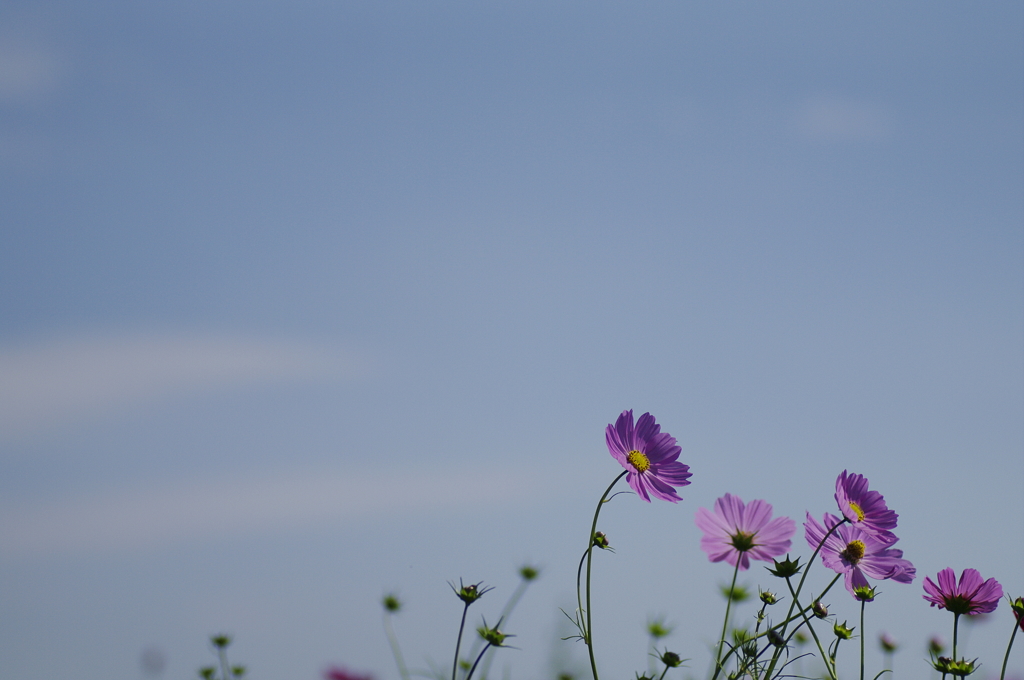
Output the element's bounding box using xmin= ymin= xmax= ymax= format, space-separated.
xmin=627 ymin=450 xmax=650 ymax=473
xmin=848 ymin=501 xmax=866 ymax=522
xmin=840 ymin=539 xmax=865 ymax=564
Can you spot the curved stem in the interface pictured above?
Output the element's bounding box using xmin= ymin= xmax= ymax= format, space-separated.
xmin=766 ymin=517 xmax=848 ymax=679
xmin=999 ymin=615 xmax=1020 ymax=680
xmin=453 ymin=603 xmax=470 ymax=680
xmin=384 ymin=612 xmax=411 ymax=680
xmin=583 ymin=470 xmax=628 ymax=680
xmin=476 ymin=579 xmax=534 ymax=680
xmin=464 ymin=643 xmax=493 ymax=680
xmin=217 ymin=647 xmax=231 ymax=680
xmin=715 ymin=560 xmax=742 ymax=671
xmin=783 ymin=573 xmax=841 ymax=680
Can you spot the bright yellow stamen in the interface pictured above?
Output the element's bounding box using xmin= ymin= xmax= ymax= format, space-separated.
xmin=841 ymin=540 xmax=865 ymax=563
xmin=627 ymin=450 xmax=650 ymax=473
xmin=848 ymin=501 xmax=866 ymax=522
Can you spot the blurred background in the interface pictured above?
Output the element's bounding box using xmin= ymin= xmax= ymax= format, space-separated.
xmin=1 ymin=2 xmax=1021 ymax=679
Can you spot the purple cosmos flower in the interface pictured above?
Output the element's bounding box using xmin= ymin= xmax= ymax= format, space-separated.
xmin=606 ymin=410 xmax=691 ymax=503
xmin=804 ymin=512 xmax=915 ymax=599
xmin=694 ymin=493 xmax=795 ymax=570
xmin=922 ymin=568 xmax=1002 ymax=615
xmin=834 ymin=470 xmax=899 ymax=542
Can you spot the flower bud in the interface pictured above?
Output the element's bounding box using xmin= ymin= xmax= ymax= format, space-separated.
xmin=853 ymin=585 xmax=876 ymax=602
xmin=879 ymin=633 xmax=898 ymax=653
xmin=592 ymin=532 xmax=610 ymax=549
xmin=477 ymin=622 xmax=512 ymax=647
xmin=382 ymin=593 xmax=402 ymax=612
xmin=449 ymin=579 xmax=493 ymax=604
xmin=767 ymin=630 xmax=785 ymax=648
xmin=812 ymin=600 xmax=829 ymax=619
xmin=211 ymin=635 xmax=232 ymax=649
xmin=759 ymin=590 xmax=778 ymax=605
xmin=833 ymin=621 xmax=855 ymax=640
xmin=518 ymin=565 xmax=540 ymax=581
xmin=721 ymin=584 xmax=750 ymax=603
xmin=767 ymin=555 xmax=802 ymax=578
xmin=646 ymin=618 xmax=672 ymax=639
xmin=931 ymin=656 xmax=978 ymax=677
xmin=928 ymin=637 xmax=946 ymax=655
xmin=659 ymin=650 xmax=683 ymax=668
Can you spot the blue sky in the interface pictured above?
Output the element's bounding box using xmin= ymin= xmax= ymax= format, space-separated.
xmin=1 ymin=2 xmax=1022 ymax=680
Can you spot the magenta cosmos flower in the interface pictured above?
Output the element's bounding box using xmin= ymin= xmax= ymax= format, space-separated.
xmin=694 ymin=493 xmax=795 ymax=570
xmin=805 ymin=512 xmax=915 ymax=599
xmin=834 ymin=470 xmax=899 ymax=542
xmin=922 ymin=568 xmax=1002 ymax=615
xmin=606 ymin=410 xmax=692 ymax=503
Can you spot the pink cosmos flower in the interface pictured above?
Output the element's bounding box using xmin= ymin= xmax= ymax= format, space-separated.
xmin=834 ymin=470 xmax=899 ymax=543
xmin=606 ymin=410 xmax=692 ymax=503
xmin=805 ymin=512 xmax=915 ymax=600
xmin=324 ymin=667 xmax=374 ymax=680
xmin=922 ymin=568 xmax=1002 ymax=615
xmin=695 ymin=493 xmax=795 ymax=570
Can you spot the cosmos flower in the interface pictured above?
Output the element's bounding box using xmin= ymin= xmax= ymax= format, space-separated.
xmin=323 ymin=667 xmax=373 ymax=680
xmin=694 ymin=493 xmax=795 ymax=570
xmin=606 ymin=410 xmax=692 ymax=503
xmin=834 ymin=470 xmax=899 ymax=542
xmin=804 ymin=512 xmax=915 ymax=599
xmin=922 ymin=568 xmax=1003 ymax=616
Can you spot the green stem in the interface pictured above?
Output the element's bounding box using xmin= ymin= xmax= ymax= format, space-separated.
xmin=715 ymin=560 xmax=742 ymax=671
xmin=860 ymin=599 xmax=866 ymax=680
xmin=453 ymin=603 xmax=470 ymax=680
xmin=782 ymin=573 xmax=842 ymax=680
xmin=384 ymin=612 xmax=411 ymax=680
xmin=218 ymin=647 xmax=231 ymax=680
xmin=999 ymin=614 xmax=1020 ymax=680
xmin=464 ymin=643 xmax=493 ymax=680
xmin=711 ymin=602 xmax=818 ymax=680
xmin=583 ymin=470 xmax=628 ymax=680
xmin=476 ymin=578 xmax=534 ymax=680
xmin=766 ymin=517 xmax=848 ymax=679
xmin=952 ymin=612 xmax=960 ymax=662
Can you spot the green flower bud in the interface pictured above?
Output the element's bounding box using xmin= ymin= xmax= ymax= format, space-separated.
xmin=382 ymin=593 xmax=402 ymax=612
xmin=592 ymin=532 xmax=610 ymax=549
xmin=477 ymin=619 xmax=514 ymax=647
xmin=853 ymin=585 xmax=876 ymax=602
xmin=931 ymin=656 xmax=978 ymax=677
xmin=659 ymin=650 xmax=684 ymax=668
xmin=721 ymin=584 xmax=750 ymax=603
xmin=518 ymin=565 xmax=540 ymax=581
xmin=211 ymin=635 xmax=231 ymax=649
xmin=198 ymin=667 xmax=216 ymax=680
xmin=767 ymin=555 xmax=802 ymax=578
xmin=833 ymin=621 xmax=855 ymax=640
xmin=759 ymin=589 xmax=778 ymax=605
xmin=449 ymin=579 xmax=492 ymax=604
xmin=646 ymin=617 xmax=673 ymax=639
xmin=812 ymin=600 xmax=829 ymax=619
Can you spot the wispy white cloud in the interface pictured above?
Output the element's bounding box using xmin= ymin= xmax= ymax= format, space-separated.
xmin=796 ymin=96 xmax=893 ymax=142
xmin=0 ymin=332 xmax=364 ymax=439
xmin=0 ymin=465 xmax=551 ymax=557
